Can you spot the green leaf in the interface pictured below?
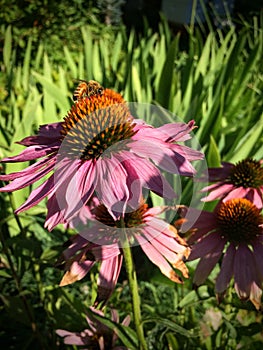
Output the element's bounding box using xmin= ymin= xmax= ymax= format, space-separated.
xmin=32 ymin=71 xmax=70 ymax=114
xmin=3 ymin=25 xmax=12 ymax=73
xmin=86 ymin=309 xmax=138 ymax=350
xmin=156 ymin=38 xmax=178 ymax=108
xmin=207 ymin=135 xmax=221 ymax=167
xmin=144 ymin=317 xmax=196 ymax=338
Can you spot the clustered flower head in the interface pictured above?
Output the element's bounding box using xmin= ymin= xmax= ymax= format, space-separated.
xmin=0 ymin=80 xmax=201 ymax=304
xmin=56 ymin=307 xmax=130 ymax=349
xmin=0 ymin=87 xmax=202 ymax=230
xmin=181 ymin=158 xmax=263 ymax=309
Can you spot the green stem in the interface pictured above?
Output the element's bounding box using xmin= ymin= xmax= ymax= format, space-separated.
xmin=120 ymin=229 xmax=147 ymax=350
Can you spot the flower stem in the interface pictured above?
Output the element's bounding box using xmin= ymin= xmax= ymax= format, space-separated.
xmin=121 ymin=231 xmax=148 ymax=350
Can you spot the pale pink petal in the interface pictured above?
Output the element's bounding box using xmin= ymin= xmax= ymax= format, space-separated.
xmin=96 ymin=254 xmax=123 ymax=305
xmin=170 ymin=144 xmax=203 ymax=161
xmin=201 ymin=183 xmax=234 ymax=201
xmin=223 ymin=187 xmax=248 ymax=202
xmin=144 ymin=222 xmax=186 ymax=253
xmin=215 ymin=243 xmax=236 ymax=294
xmin=193 ymin=240 xmax=225 ymax=285
xmin=143 ymin=230 xmax=180 ymax=264
xmin=246 ymin=188 xmax=263 ymax=209
xmin=136 ymin=235 xmax=176 ymax=281
xmin=156 ymin=120 xmax=196 ymax=142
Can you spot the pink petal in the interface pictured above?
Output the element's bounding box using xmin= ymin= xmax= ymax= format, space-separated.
xmin=223 ymin=187 xmax=248 ymax=202
xmin=1 ymin=144 xmax=59 ymax=163
xmin=246 ymin=188 xmax=263 ymax=209
xmin=252 ymin=242 xmax=263 ymax=281
xmin=234 ymin=245 xmax=257 ymax=299
xmin=179 ymin=207 xmax=216 ymax=242
xmin=156 ymin=120 xmax=196 ymax=142
xmin=189 ymin=232 xmax=225 ymax=261
xmin=136 ymin=235 xmax=175 ymax=280
xmin=171 ymin=144 xmax=203 ymax=161
xmin=0 ymin=158 xmax=55 ymax=192
xmin=19 ymin=122 xmax=62 ymax=145
xmin=201 ymin=183 xmax=234 ymax=201
xmin=95 ymin=156 xmax=129 ymax=217
xmin=144 ymin=222 xmax=186 ymax=253
xmin=63 ymin=161 xmax=97 ymax=220
xmin=0 ymin=155 xmax=56 ymax=181
xmin=118 ymin=151 xmax=176 ymax=200
xmin=205 ymin=162 xmax=233 ymax=181
xmin=15 ymin=174 xmax=55 ymax=213
xmin=193 ymin=240 xmax=225 ymax=285
xmin=215 ymin=243 xmax=235 ymax=294
xmin=96 ymin=254 xmax=123 ymax=305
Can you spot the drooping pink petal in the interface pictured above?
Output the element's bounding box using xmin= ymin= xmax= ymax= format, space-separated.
xmin=136 ymin=234 xmax=179 ymax=281
xmin=156 ymin=120 xmax=196 ymax=142
xmin=205 ymin=162 xmax=233 ymax=181
xmin=234 ymin=245 xmax=258 ymax=300
xmin=144 ymin=222 xmax=187 ymax=253
xmin=245 ymin=188 xmax=263 ymax=209
xmin=117 ymin=151 xmax=176 ymax=200
xmin=215 ymin=243 xmax=235 ymax=294
xmin=252 ymin=242 xmax=263 ymax=281
xmin=179 ymin=207 xmax=217 ymax=243
xmin=63 ymin=160 xmax=97 ymax=221
xmin=15 ymin=174 xmax=55 ymax=213
xmin=0 ymin=158 xmax=55 ymax=192
xmin=188 ymin=232 xmax=225 ymax=261
xmin=142 ymin=230 xmax=180 ymax=264
xmin=60 ymin=260 xmax=95 ymax=286
xmin=18 ymin=122 xmax=62 ymax=145
xmin=0 ymin=155 xmax=56 ymax=181
xmin=1 ymin=143 xmax=59 ymax=163
xmin=201 ymin=183 xmax=234 ymax=201
xmin=223 ymin=187 xmax=248 ymax=202
xmin=193 ymin=240 xmax=225 ymax=286
xmin=96 ymin=254 xmax=123 ymax=305
xmin=95 ymin=156 xmax=129 ymax=217
xmin=170 ymin=144 xmax=203 ymax=161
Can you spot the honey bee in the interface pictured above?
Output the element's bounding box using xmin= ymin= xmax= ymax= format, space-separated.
xmin=73 ymin=79 xmax=104 ymax=101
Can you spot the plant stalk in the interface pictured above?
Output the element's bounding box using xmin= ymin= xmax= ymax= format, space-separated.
xmin=120 ymin=228 xmax=147 ymax=350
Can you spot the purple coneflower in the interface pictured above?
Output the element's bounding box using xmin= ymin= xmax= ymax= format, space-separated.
xmin=58 ymin=202 xmax=190 ymax=304
xmin=0 ymin=88 xmax=202 ymax=230
xmin=201 ymin=159 xmax=263 ymax=208
xmin=180 ymin=198 xmax=263 ymax=309
xmin=56 ymin=307 xmax=130 ymax=350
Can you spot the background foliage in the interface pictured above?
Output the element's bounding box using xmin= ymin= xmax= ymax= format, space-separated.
xmin=0 ymin=1 xmax=263 ymax=349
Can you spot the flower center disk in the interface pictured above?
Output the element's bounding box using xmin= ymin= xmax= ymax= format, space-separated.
xmin=94 ymin=203 xmax=148 ymax=230
xmin=228 ymin=159 xmax=263 ymax=188
xmin=60 ymin=89 xmax=137 ymax=160
xmin=216 ymin=198 xmax=263 ymax=244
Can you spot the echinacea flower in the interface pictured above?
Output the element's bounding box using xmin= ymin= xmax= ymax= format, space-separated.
xmin=0 ymin=87 xmax=203 ymax=230
xmin=56 ymin=307 xmax=130 ymax=350
xmin=59 ymin=201 xmax=190 ymax=299
xmin=56 ymin=235 xmax=122 ymax=306
xmin=200 ymin=159 xmax=263 ymax=208
xmin=180 ymin=198 xmax=263 ymax=309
